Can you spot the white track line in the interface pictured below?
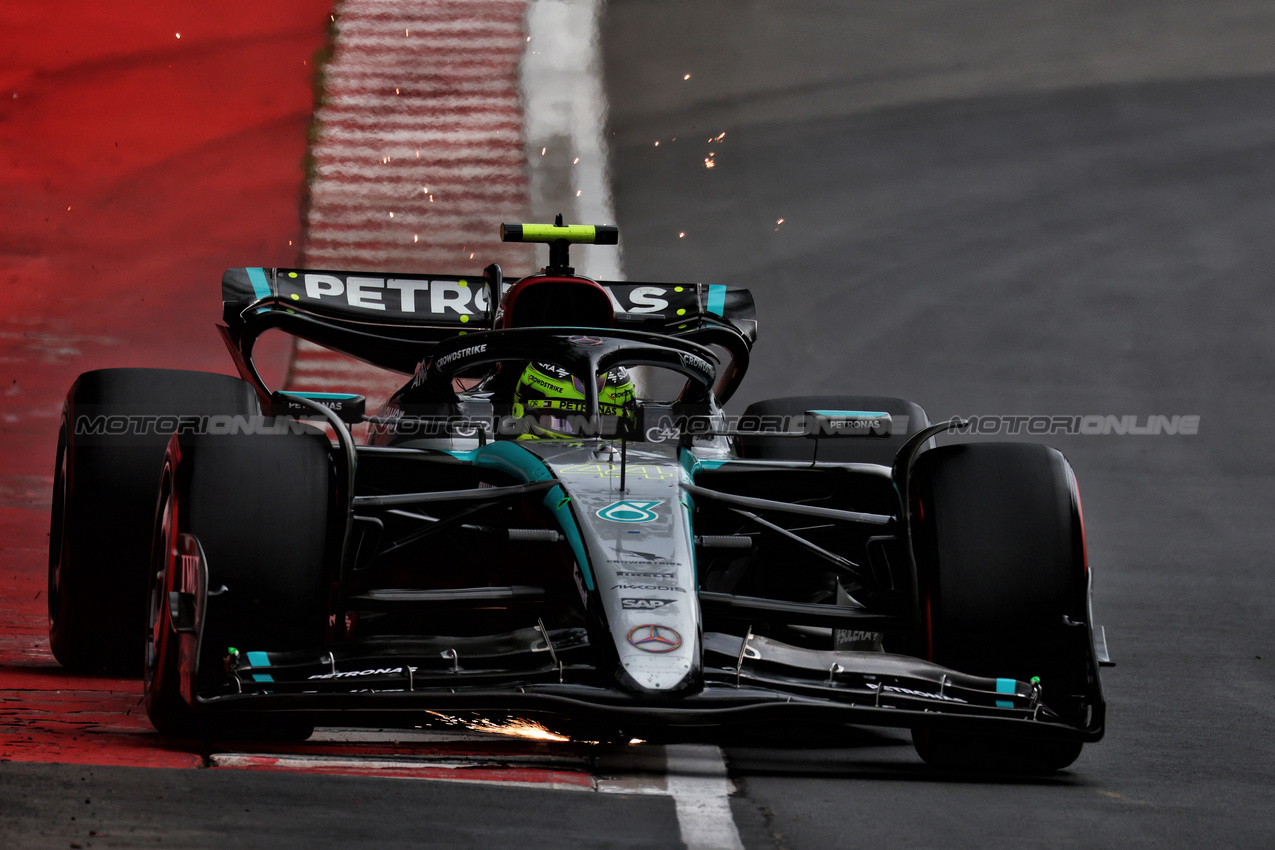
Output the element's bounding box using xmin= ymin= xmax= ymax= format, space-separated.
xmin=666 ymin=745 xmax=745 ymax=850
xmin=290 ymin=0 xmax=624 ymax=395
xmin=521 ymin=0 xmax=622 ymax=281
xmin=284 ymin=10 xmax=752 ymax=839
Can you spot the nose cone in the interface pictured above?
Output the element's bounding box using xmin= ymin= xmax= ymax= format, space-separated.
xmin=533 ymin=442 xmax=703 ymax=696
xmin=619 ymin=624 xmax=698 ymax=693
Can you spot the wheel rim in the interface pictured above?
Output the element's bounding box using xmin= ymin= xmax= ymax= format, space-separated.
xmin=145 ymin=463 xmax=178 ymax=698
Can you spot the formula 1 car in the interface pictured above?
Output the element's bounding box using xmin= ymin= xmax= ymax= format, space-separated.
xmin=48 ymin=221 xmax=1108 ymax=770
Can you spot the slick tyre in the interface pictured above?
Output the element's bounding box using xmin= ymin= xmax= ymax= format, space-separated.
xmin=48 ymin=369 xmax=260 ymax=674
xmin=908 ymin=442 xmax=1096 ymax=772
xmin=145 ymin=424 xmax=332 ymax=741
xmin=734 ymin=395 xmax=928 ymax=465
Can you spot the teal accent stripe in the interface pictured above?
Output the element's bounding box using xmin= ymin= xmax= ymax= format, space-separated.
xmin=289 ymin=392 xmax=361 ymax=400
xmin=459 ymin=442 xmax=595 ymax=591
xmin=678 ymin=454 xmax=698 ymax=585
xmin=995 ymin=677 xmax=1015 ymax=708
xmin=246 ymin=267 xmax=272 ymax=299
xmin=679 ymin=450 xmax=734 ymax=585
xmin=810 ymin=410 xmax=890 ymax=418
xmin=706 ymin=284 xmax=727 ymax=316
xmin=680 ymin=450 xmax=730 ymax=479
xmin=246 ymin=650 xmax=274 ymax=683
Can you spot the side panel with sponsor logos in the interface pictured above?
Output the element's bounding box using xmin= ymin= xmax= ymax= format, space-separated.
xmin=520 ymin=442 xmax=699 ymax=693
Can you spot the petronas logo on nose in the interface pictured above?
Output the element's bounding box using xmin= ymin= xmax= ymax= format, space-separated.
xmin=596 ymin=500 xmax=662 ymax=523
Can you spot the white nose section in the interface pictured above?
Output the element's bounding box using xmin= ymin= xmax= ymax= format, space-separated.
xmin=539 ymin=445 xmax=700 ymax=695
xmin=622 ymin=650 xmax=695 ymax=691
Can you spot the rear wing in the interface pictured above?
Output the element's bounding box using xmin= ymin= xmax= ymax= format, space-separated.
xmin=221 ymin=267 xmax=757 ymax=377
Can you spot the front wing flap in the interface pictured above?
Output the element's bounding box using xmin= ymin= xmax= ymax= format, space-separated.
xmin=204 ymin=629 xmax=1100 ymax=741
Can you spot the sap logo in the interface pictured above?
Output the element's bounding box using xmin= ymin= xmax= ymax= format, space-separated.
xmin=622 ymin=598 xmax=674 ymax=610
xmin=300 ymin=274 xmax=490 ymax=315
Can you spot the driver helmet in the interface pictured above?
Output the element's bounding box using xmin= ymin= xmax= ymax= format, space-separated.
xmin=511 ymin=361 xmax=635 ymax=438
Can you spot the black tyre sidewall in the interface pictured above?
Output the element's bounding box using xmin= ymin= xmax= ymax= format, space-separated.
xmin=910 ymin=442 xmax=1092 ymax=770
xmin=49 ymin=369 xmax=260 ymax=674
xmin=186 ymin=427 xmax=333 ymax=669
xmin=145 ymin=422 xmax=332 ymax=740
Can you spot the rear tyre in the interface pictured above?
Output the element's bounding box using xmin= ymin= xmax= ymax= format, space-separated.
xmin=48 ymin=369 xmax=260 ymax=674
xmin=734 ymin=395 xmax=928 ymax=465
xmin=909 ymin=442 xmax=1095 ymax=772
xmin=145 ymin=424 xmax=332 ymax=740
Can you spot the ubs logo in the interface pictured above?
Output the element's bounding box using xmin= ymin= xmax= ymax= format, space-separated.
xmin=627 ymin=624 xmax=682 ymax=653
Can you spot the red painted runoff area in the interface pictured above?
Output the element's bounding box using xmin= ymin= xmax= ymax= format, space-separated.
xmin=0 ymin=0 xmax=333 ymax=768
xmin=0 ymin=1 xmax=579 ymax=786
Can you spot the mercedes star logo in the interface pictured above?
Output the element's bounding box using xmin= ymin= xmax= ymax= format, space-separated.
xmin=627 ymin=624 xmax=682 ymax=653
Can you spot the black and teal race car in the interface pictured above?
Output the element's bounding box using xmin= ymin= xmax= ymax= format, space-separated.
xmin=47 ymin=221 xmax=1108 ymax=770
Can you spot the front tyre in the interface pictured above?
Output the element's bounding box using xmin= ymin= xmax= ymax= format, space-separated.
xmin=145 ymin=423 xmax=333 ymax=740
xmin=48 ymin=369 xmax=259 ymax=674
xmin=908 ymin=442 xmax=1099 ymax=772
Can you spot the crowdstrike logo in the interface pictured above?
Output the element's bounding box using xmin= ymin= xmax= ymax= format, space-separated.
xmin=678 ymin=351 xmax=713 ymax=377
xmin=433 ymin=343 xmax=488 ymax=370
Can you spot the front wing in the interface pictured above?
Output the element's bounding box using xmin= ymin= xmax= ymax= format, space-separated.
xmin=201 ymin=626 xmax=1103 ymax=742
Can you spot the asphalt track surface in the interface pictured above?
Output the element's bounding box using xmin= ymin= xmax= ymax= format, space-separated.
xmin=605 ymin=2 xmax=1275 ymax=847
xmin=4 ymin=1 xmax=1275 ymax=848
